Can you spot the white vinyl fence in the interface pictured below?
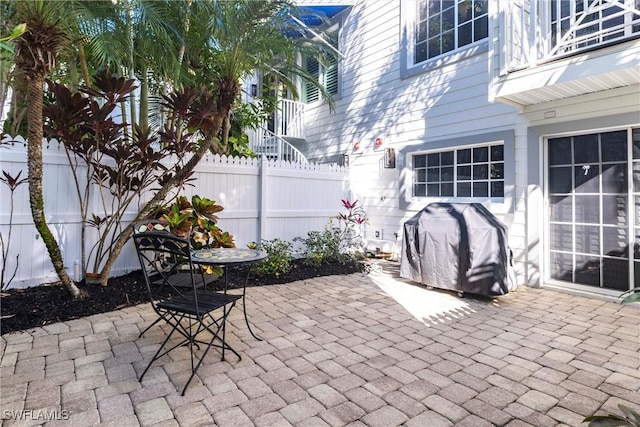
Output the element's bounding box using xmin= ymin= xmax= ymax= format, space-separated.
xmin=0 ymin=136 xmax=349 ymax=288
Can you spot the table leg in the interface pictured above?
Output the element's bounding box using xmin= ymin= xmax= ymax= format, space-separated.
xmin=242 ymin=264 xmax=263 ymax=341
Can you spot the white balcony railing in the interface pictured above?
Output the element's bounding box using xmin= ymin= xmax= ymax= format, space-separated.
xmin=501 ymin=0 xmax=640 ymax=74
xmin=275 ymin=99 xmax=305 ymax=139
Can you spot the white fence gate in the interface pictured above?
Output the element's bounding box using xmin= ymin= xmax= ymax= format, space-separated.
xmin=0 ymin=136 xmax=349 ymax=288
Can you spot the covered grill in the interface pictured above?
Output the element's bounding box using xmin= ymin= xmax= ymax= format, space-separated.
xmin=400 ymin=203 xmax=515 ymax=296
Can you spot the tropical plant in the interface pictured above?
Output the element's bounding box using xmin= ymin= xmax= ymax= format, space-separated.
xmin=619 ymin=287 xmax=640 ymax=304
xmin=584 ymin=404 xmax=640 ymax=426
xmin=43 ymin=74 xmax=167 ymax=279
xmin=252 ymin=239 xmax=293 ymax=278
xmin=0 ymin=169 xmax=27 ymax=290
xmin=152 ymin=195 xmax=235 ymax=250
xmin=336 ymin=198 xmax=368 ymax=253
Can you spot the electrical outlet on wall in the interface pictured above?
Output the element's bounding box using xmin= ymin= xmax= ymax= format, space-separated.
xmin=375 ymin=231 xmax=380 ymax=238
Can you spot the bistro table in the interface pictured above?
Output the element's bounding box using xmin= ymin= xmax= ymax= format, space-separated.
xmin=190 ymin=247 xmax=267 ymax=341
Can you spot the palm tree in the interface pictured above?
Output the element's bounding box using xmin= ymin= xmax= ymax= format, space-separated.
xmin=13 ymin=0 xmax=84 ymax=297
xmin=98 ymin=0 xmax=339 ymax=284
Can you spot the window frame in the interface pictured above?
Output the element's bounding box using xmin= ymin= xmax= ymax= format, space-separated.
xmin=412 ymin=143 xmax=505 ymax=199
xmin=400 ymin=0 xmax=489 ymax=79
xmin=302 ymin=28 xmax=341 ymax=104
xmin=398 ymin=130 xmax=515 ymax=213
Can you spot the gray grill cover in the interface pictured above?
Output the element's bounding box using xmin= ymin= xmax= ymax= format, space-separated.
xmin=400 ymin=203 xmax=513 ymax=296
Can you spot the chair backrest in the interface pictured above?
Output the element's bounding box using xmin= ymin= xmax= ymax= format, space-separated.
xmin=132 ymin=220 xmax=197 ymax=303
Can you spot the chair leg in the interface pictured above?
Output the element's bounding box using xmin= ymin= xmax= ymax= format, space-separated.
xmin=138 ymin=317 xmax=161 ymax=338
xmin=180 ymin=309 xmax=233 ymax=396
xmin=139 ymin=312 xmax=185 ymax=382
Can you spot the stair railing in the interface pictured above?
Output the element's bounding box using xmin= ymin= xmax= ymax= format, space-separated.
xmin=247 ymin=126 xmax=308 ymax=163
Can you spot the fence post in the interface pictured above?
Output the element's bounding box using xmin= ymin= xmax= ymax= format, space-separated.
xmin=258 ymin=156 xmax=268 ymax=243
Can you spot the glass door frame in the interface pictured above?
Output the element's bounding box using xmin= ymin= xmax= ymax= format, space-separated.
xmin=543 ymin=126 xmax=637 ymax=296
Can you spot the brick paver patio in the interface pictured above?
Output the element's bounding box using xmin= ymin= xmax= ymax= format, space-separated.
xmin=1 ymin=262 xmax=639 ymax=426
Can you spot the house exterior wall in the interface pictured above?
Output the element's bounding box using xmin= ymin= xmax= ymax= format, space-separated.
xmin=300 ymin=0 xmax=640 ymax=292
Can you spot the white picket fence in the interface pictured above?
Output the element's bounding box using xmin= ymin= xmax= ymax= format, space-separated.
xmin=0 ymin=136 xmax=349 ymax=288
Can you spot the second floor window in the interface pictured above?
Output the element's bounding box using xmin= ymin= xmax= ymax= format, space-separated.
xmin=303 ymin=32 xmax=339 ymax=103
xmin=415 ymin=0 xmax=488 ymax=63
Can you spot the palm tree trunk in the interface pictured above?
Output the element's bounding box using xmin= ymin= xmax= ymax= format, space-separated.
xmin=26 ymin=76 xmax=84 ymax=298
xmin=140 ymin=62 xmax=148 ymax=130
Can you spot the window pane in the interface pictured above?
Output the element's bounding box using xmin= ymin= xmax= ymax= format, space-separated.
xmin=458 ymin=148 xmax=471 ymax=164
xmin=416 ymin=169 xmax=426 ymax=183
xmin=491 ymin=145 xmax=504 ymax=161
xmin=550 ymin=195 xmax=572 ymax=222
xmin=574 ymin=134 xmax=599 ymax=163
xmin=458 ymin=0 xmax=472 ymax=22
xmin=601 ymin=130 xmax=628 ymax=162
xmin=603 ymin=226 xmax=628 ymax=258
xmin=443 ymin=30 xmax=455 ymax=53
xmin=459 ymin=22 xmax=472 ymax=46
xmin=427 ymin=183 xmax=440 ymax=196
xmin=490 ymin=163 xmax=504 ymax=179
xmin=414 ymin=155 xmax=426 ymax=168
xmin=473 ymin=164 xmax=488 ymax=179
xmin=575 ymin=225 xmax=600 ymax=255
xmin=458 ymin=182 xmax=471 ymax=196
xmin=427 ymin=153 xmax=440 ymax=166
xmin=416 ymin=43 xmax=428 ymax=63
xmin=550 ymin=251 xmax=573 ymax=281
xmin=441 ymin=166 xmax=454 ymax=181
xmin=491 ymin=181 xmax=504 ymax=197
xmin=602 ymin=195 xmax=627 ymax=226
xmin=473 ymin=146 xmax=488 ymax=162
xmin=442 ymin=7 xmax=455 ymax=32
xmin=473 ymin=181 xmax=488 ymax=197
xmin=550 ymin=167 xmax=572 ymax=193
xmin=427 ymin=168 xmax=440 ymax=182
xmin=551 ymin=224 xmax=573 ymax=251
xmin=428 ymin=36 xmax=441 ymax=58
xmin=603 ymin=258 xmax=629 ymax=290
xmin=473 ymin=15 xmax=488 ymax=41
xmin=457 ymin=165 xmax=471 ymax=180
xmin=414 ymin=184 xmax=426 ymax=197
xmin=575 ymin=195 xmax=600 ymax=223
xmin=429 ymin=0 xmax=441 ymax=15
xmin=441 ymin=151 xmax=454 ymax=165
xmin=474 ymin=0 xmax=488 ymax=16
xmin=575 ymin=256 xmax=600 ymax=286
xmin=575 ymin=165 xmax=600 ymax=193
xmin=549 ymin=137 xmax=572 ymax=165
xmin=429 ymin=15 xmax=440 ymax=38
xmin=602 ymin=163 xmax=627 ymax=193
xmin=417 ymin=21 xmax=429 ymax=42
xmin=441 ymin=182 xmax=454 ymax=196
xmin=633 ymin=128 xmax=640 ymax=159
xmin=418 ymin=0 xmax=429 ymax=20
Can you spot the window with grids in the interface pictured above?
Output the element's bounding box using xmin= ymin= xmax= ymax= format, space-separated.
xmin=415 ymin=0 xmax=488 ymax=63
xmin=303 ymin=32 xmax=339 ymax=103
xmin=413 ymin=144 xmax=504 ymax=197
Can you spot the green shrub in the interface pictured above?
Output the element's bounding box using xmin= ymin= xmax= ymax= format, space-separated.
xmin=295 ymin=223 xmax=361 ymax=267
xmin=252 ymin=239 xmax=293 ymax=278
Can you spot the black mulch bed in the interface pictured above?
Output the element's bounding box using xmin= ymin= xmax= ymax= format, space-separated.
xmin=1 ymin=259 xmax=364 ymax=335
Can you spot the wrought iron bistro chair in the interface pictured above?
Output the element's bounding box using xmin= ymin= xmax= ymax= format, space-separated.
xmin=132 ymin=221 xmax=242 ymax=395
xmin=133 ymin=221 xmax=218 ymax=338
